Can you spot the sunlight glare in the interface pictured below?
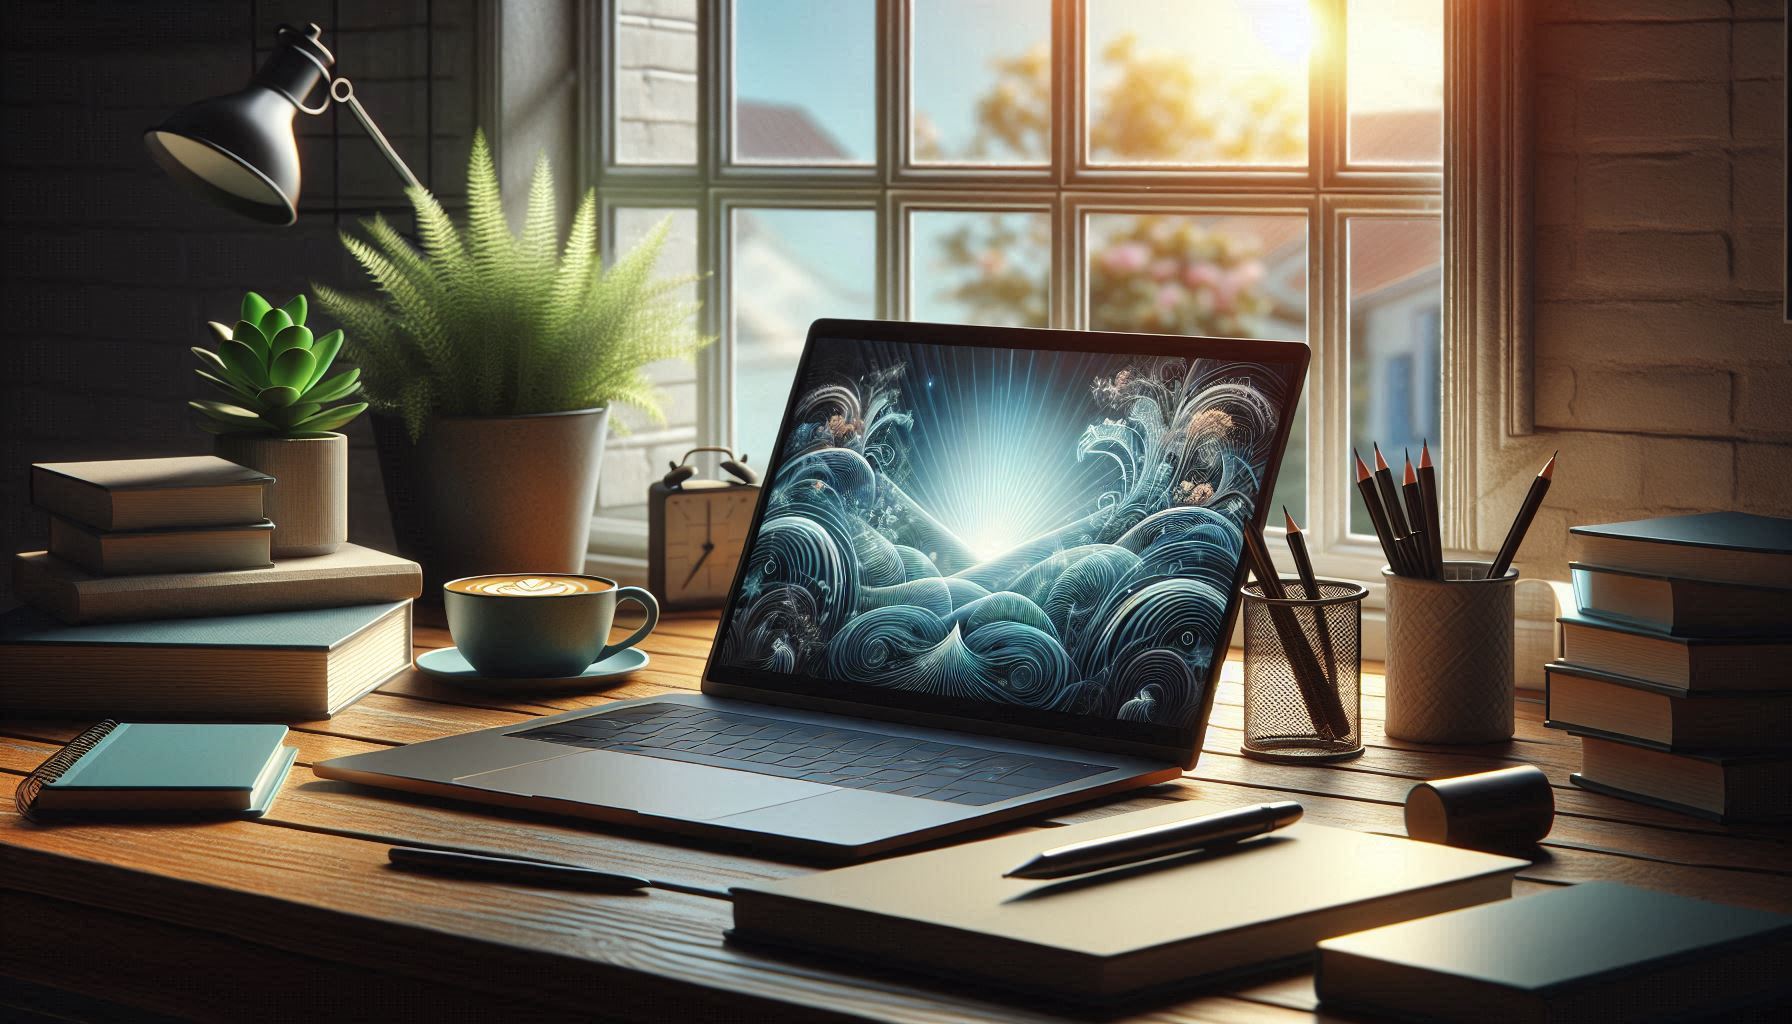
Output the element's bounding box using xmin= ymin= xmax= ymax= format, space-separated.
xmin=1251 ymin=0 xmax=1315 ymax=64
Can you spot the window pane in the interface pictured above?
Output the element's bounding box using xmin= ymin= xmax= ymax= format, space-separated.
xmin=732 ymin=0 xmax=875 ymax=164
xmin=1347 ymin=216 xmax=1441 ymax=536
xmin=909 ymin=210 xmax=1050 ymax=327
xmin=614 ymin=1 xmax=699 ymax=165
xmin=1085 ymin=0 xmax=1309 ymax=165
xmin=1086 ymin=212 xmax=1309 ymax=520
xmin=601 ymin=208 xmax=702 ymax=511
xmin=1347 ymin=0 xmax=1443 ymax=164
xmin=731 ymin=208 xmax=877 ymax=463
xmin=911 ymin=0 xmax=1051 ymax=164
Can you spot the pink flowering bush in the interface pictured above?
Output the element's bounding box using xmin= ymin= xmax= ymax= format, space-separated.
xmin=1087 ymin=215 xmax=1273 ymax=337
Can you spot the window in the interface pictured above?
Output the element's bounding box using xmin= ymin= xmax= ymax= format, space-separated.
xmin=588 ymin=0 xmax=1452 ymax=589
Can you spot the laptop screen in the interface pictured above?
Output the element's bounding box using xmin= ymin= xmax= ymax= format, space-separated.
xmin=710 ymin=321 xmax=1306 ymax=755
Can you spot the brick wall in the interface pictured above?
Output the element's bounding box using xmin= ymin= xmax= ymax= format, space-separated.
xmin=615 ymin=0 xmax=698 ymax=164
xmin=1497 ymin=0 xmax=1792 ymax=576
xmin=0 ymin=0 xmax=478 ymax=602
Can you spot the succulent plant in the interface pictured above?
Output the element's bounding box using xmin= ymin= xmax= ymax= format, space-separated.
xmin=190 ymin=291 xmax=369 ymax=437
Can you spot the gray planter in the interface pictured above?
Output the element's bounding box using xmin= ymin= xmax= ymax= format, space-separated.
xmin=372 ymin=408 xmax=608 ymax=601
xmin=215 ymin=432 xmax=348 ymax=557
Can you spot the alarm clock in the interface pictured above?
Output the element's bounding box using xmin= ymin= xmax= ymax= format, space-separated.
xmin=648 ymin=446 xmax=762 ymax=611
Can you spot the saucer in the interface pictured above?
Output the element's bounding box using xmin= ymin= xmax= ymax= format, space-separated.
xmin=415 ymin=646 xmax=649 ymax=692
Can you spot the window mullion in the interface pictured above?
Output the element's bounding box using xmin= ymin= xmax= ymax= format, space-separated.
xmin=1317 ymin=195 xmax=1349 ymax=558
xmin=702 ymin=0 xmax=727 ymax=450
xmin=878 ymin=0 xmax=899 ymax=317
xmin=1055 ymin=1 xmax=1080 ymax=329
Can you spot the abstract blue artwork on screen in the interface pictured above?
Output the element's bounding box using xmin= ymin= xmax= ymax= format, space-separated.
xmin=717 ymin=337 xmax=1297 ymax=730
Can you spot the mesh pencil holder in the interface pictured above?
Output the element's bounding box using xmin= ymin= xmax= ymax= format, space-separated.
xmin=1240 ymin=579 xmax=1367 ymax=764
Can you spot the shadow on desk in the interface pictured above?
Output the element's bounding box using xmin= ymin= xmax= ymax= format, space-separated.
xmin=289 ymin=776 xmax=1191 ymax=871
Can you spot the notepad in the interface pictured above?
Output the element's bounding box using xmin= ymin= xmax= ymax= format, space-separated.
xmin=16 ymin=721 xmax=297 ymax=818
xmin=730 ymin=804 xmax=1527 ymax=1004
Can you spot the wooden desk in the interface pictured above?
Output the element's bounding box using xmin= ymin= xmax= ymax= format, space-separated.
xmin=4 ymin=613 xmax=1790 ymax=1022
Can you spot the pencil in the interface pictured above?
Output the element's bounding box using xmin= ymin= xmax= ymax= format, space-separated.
xmin=1354 ymin=449 xmax=1410 ymax=575
xmin=1373 ymin=444 xmax=1412 ymax=538
xmin=1284 ymin=507 xmax=1338 ymax=688
xmin=1401 ymin=451 xmax=1434 ymax=578
xmin=1418 ymin=440 xmax=1443 ymax=578
xmin=1374 ymin=443 xmax=1424 ymax=577
xmin=1242 ymin=524 xmax=1347 ymax=739
xmin=1486 ymin=452 xmax=1556 ymax=579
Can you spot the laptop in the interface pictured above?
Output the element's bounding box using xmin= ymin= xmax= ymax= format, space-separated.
xmin=316 ymin=319 xmax=1309 ymax=858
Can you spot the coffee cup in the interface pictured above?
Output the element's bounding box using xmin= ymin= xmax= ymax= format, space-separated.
xmin=443 ymin=573 xmax=660 ymax=678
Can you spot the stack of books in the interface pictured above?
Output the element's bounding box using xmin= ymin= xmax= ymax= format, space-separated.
xmin=4 ymin=456 xmax=422 ymax=720
xmin=1545 ymin=511 xmax=1792 ymax=822
xmin=29 ymin=456 xmax=278 ymax=575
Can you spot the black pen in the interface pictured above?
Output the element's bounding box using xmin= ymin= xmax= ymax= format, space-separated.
xmin=387 ymin=846 xmax=732 ymax=899
xmin=1003 ymin=802 xmax=1304 ymax=880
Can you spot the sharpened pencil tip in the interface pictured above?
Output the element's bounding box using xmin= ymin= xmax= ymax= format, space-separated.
xmin=1420 ymin=439 xmax=1433 ymax=469
xmin=1354 ymin=449 xmax=1372 ymax=480
xmin=1373 ymin=443 xmax=1389 ymax=471
xmin=1403 ymin=457 xmax=1417 ymax=485
xmin=1284 ymin=505 xmax=1300 ymax=533
xmin=1541 ymin=452 xmax=1557 ymax=479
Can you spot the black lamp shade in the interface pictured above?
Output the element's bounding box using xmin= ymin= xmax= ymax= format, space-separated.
xmin=145 ymin=23 xmax=335 ymax=226
xmin=146 ymin=88 xmax=302 ymax=225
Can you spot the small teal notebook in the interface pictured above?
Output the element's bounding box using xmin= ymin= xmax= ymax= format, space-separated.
xmin=17 ymin=721 xmax=297 ymax=818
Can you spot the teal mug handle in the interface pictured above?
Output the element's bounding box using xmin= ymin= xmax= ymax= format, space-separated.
xmin=599 ymin=586 xmax=660 ymax=661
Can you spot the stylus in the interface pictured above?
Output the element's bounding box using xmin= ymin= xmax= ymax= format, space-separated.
xmin=387 ymin=846 xmax=732 ymax=899
xmin=1003 ymin=801 xmax=1305 ymax=880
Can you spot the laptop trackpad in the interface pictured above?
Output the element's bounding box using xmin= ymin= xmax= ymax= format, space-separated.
xmin=455 ymin=750 xmax=830 ymax=821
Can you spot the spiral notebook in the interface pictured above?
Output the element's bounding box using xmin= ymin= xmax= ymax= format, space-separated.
xmin=15 ymin=720 xmax=297 ymax=819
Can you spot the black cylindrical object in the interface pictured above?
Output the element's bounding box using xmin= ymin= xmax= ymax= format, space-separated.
xmin=1405 ymin=764 xmax=1555 ymax=852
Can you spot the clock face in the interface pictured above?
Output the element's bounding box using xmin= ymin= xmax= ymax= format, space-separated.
xmin=660 ymin=485 xmax=759 ymax=606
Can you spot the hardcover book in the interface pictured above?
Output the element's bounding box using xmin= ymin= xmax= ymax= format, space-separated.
xmin=31 ymin=456 xmax=272 ymax=531
xmin=1571 ymin=734 xmax=1792 ymax=823
xmin=1570 ymin=562 xmax=1792 ymax=638
xmin=0 ymin=600 xmax=412 ymax=721
xmin=14 ymin=545 xmax=423 ymax=624
xmin=1557 ymin=611 xmax=1792 ymax=693
xmin=1543 ymin=662 xmax=1792 ymax=752
xmin=1317 ymin=882 xmax=1792 ymax=1023
xmin=731 ymin=805 xmax=1525 ymax=1004
xmin=1569 ymin=511 xmax=1792 ymax=588
xmin=48 ymin=515 xmax=275 ymax=576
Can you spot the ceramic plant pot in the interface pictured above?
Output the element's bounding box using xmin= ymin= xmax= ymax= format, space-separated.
xmin=372 ymin=408 xmax=609 ymax=600
xmin=215 ymin=432 xmax=348 ymax=557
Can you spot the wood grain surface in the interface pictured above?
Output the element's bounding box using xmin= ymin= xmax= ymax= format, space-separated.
xmin=4 ymin=612 xmax=1790 ymax=1023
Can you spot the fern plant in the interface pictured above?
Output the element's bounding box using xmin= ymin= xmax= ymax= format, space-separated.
xmin=314 ymin=130 xmax=707 ymax=440
xmin=190 ymin=291 xmax=368 ymax=437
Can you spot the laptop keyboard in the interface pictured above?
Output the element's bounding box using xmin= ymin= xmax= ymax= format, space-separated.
xmin=512 ymin=703 xmax=1112 ymax=806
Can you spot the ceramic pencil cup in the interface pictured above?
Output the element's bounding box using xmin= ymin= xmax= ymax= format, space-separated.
xmin=1383 ymin=561 xmax=1518 ymax=743
xmin=1240 ymin=578 xmax=1367 ymax=764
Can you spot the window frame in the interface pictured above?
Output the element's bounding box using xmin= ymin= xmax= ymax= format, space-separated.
xmin=583 ymin=0 xmax=1532 ymax=637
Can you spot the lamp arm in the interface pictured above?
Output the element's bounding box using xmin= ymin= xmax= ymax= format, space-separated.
xmin=327 ymin=77 xmax=423 ymax=192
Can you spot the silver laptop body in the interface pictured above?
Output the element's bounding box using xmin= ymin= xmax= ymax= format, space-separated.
xmin=317 ymin=319 xmax=1309 ymax=858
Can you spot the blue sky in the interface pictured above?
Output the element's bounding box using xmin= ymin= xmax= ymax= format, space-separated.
xmin=734 ymin=0 xmax=877 ymax=161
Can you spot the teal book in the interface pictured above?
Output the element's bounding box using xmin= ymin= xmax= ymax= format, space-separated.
xmin=17 ymin=721 xmax=297 ymax=818
xmin=1317 ymin=882 xmax=1792 ymax=1023
xmin=1571 ymin=511 xmax=1792 ymax=588
xmin=0 ymin=600 xmax=412 ymax=720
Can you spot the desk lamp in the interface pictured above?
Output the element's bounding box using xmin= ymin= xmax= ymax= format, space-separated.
xmin=145 ymin=22 xmax=420 ymax=225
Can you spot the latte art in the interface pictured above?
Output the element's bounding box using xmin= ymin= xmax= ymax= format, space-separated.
xmin=445 ymin=575 xmax=609 ymax=597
